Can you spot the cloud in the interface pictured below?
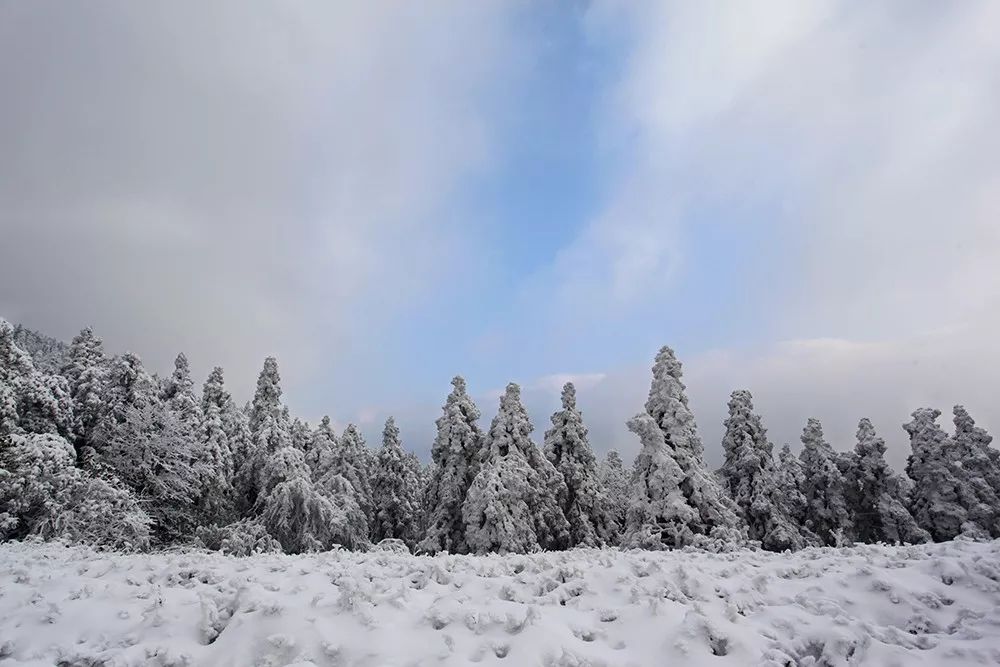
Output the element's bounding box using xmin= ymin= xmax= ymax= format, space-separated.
xmin=0 ymin=1 xmax=521 ymax=400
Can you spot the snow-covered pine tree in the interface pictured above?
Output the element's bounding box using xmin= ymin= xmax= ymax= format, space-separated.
xmin=290 ymin=418 xmax=311 ymax=452
xmin=623 ymin=346 xmax=744 ymax=550
xmin=464 ymin=383 xmax=570 ymax=554
xmin=60 ymin=327 xmax=108 ymax=450
xmin=160 ymin=353 xmax=201 ymax=427
xmin=720 ymin=390 xmax=805 ymax=551
xmin=328 ymin=423 xmax=374 ymax=527
xmin=952 ymin=406 xmax=1000 ymax=536
xmin=196 ymin=367 xmax=237 ymax=524
xmin=544 ymin=382 xmax=611 ymax=547
xmin=774 ymin=443 xmax=819 ymax=547
xmin=598 ymin=450 xmax=629 ymax=544
xmin=846 ymin=418 xmax=929 ymax=544
xmin=304 ymin=415 xmax=337 ymax=481
xmin=0 ymin=320 xmax=73 ymax=440
xmin=371 ymin=417 xmax=423 ymax=548
xmin=420 ymin=376 xmax=484 ymax=554
xmin=905 ymin=407 xmax=995 ymax=540
xmin=798 ymin=418 xmax=851 ymax=546
xmin=235 ymin=357 xmax=291 ymax=512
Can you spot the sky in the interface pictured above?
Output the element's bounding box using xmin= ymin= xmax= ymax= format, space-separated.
xmin=2 ymin=1 xmax=998 ymax=467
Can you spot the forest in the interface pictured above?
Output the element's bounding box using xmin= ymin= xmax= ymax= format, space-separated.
xmin=2 ymin=318 xmax=996 ymax=555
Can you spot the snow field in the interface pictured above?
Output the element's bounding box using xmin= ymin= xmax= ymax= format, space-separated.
xmin=2 ymin=539 xmax=1000 ymax=666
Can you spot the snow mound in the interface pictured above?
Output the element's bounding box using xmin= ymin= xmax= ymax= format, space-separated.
xmin=1 ymin=540 xmax=1000 ymax=665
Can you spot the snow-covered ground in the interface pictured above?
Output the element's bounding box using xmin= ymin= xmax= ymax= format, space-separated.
xmin=2 ymin=540 xmax=1000 ymax=666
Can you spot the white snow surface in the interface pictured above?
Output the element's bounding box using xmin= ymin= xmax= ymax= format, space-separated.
xmin=2 ymin=540 xmax=1000 ymax=666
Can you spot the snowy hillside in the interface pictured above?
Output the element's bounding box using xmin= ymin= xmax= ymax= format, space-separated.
xmin=2 ymin=540 xmax=999 ymax=666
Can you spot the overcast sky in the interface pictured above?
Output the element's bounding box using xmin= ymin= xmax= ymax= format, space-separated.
xmin=2 ymin=1 xmax=998 ymax=467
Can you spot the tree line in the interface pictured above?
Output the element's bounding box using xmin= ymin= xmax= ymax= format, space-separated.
xmin=1 ymin=319 xmax=996 ymax=554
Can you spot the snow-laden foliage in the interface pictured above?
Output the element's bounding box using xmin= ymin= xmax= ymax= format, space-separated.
xmin=544 ymin=382 xmax=612 ymax=547
xmin=465 ymin=383 xmax=570 ymax=554
xmin=951 ymin=405 xmax=1000 ymax=536
xmin=598 ymin=449 xmax=629 ymax=543
xmin=845 ymin=418 xmax=930 ymax=545
xmin=720 ymin=390 xmax=806 ymax=551
xmin=0 ymin=319 xmax=74 ymax=439
xmin=160 ymin=353 xmax=201 ymax=428
xmin=0 ymin=432 xmax=150 ymax=550
xmin=304 ymin=415 xmax=337 ymax=481
xmin=371 ymin=417 xmax=423 ymax=547
xmin=195 ymin=519 xmax=281 ymax=556
xmin=329 ymin=423 xmax=374 ymax=524
xmin=775 ymin=443 xmax=819 ymax=546
xmin=799 ymin=418 xmax=851 ymax=546
xmin=624 ymin=347 xmax=745 ymax=550
xmin=235 ymin=357 xmax=291 ymax=512
xmin=60 ymin=327 xmax=107 ymax=449
xmin=11 ymin=324 xmax=69 ymax=374
xmin=196 ymin=367 xmax=236 ymax=523
xmin=420 ymin=376 xmax=484 ymax=554
xmin=905 ymin=408 xmax=997 ymax=541
xmin=96 ymin=400 xmax=203 ymax=543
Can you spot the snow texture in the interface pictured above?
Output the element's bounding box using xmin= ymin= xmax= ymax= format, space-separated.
xmin=2 ymin=539 xmax=1000 ymax=666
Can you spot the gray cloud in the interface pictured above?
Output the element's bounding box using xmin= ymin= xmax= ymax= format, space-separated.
xmin=0 ymin=1 xmax=518 ymax=400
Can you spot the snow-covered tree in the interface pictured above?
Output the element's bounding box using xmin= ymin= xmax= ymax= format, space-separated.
xmin=371 ymin=417 xmax=423 ymax=547
xmin=799 ymin=418 xmax=851 ymax=546
xmin=0 ymin=319 xmax=73 ymax=439
xmin=598 ymin=450 xmax=629 ymax=543
xmin=304 ymin=415 xmax=337 ymax=481
xmin=464 ymin=383 xmax=570 ymax=553
xmin=329 ymin=423 xmax=374 ymax=525
xmin=235 ymin=357 xmax=291 ymax=512
xmin=905 ymin=408 xmax=996 ymax=540
xmin=61 ymin=327 xmax=107 ymax=449
xmin=952 ymin=406 xmax=1000 ymax=535
xmin=846 ymin=418 xmax=929 ymax=544
xmin=623 ymin=347 xmax=744 ymax=550
xmin=774 ymin=443 xmax=817 ymax=545
xmin=290 ymin=418 xmax=311 ymax=452
xmin=544 ymin=383 xmax=611 ymax=547
xmin=160 ymin=353 xmax=201 ymax=427
xmin=420 ymin=376 xmax=484 ymax=554
xmin=98 ymin=399 xmax=202 ymax=543
xmin=719 ymin=390 xmax=805 ymax=551
xmin=0 ymin=432 xmax=151 ymax=550
xmin=196 ymin=367 xmax=237 ymax=524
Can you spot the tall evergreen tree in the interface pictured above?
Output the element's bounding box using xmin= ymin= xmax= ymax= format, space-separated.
xmin=161 ymin=353 xmax=201 ymax=427
xmin=235 ymin=357 xmax=291 ymax=512
xmin=952 ymin=405 xmax=1000 ymax=535
xmin=799 ymin=418 xmax=851 ymax=546
xmin=905 ymin=408 xmax=996 ymax=540
xmin=371 ymin=417 xmax=422 ymax=547
xmin=846 ymin=418 xmax=929 ymax=544
xmin=0 ymin=320 xmax=73 ymax=440
xmin=775 ymin=443 xmax=817 ymax=545
xmin=720 ymin=390 xmax=805 ymax=551
xmin=329 ymin=423 xmax=374 ymax=526
xmin=197 ymin=367 xmax=237 ymax=524
xmin=61 ymin=327 xmax=107 ymax=450
xmin=544 ymin=383 xmax=611 ymax=547
xmin=464 ymin=383 xmax=569 ymax=554
xmin=420 ymin=376 xmax=484 ymax=554
xmin=623 ymin=346 xmax=744 ymax=550
xmin=598 ymin=450 xmax=629 ymax=544
xmin=304 ymin=416 xmax=337 ymax=481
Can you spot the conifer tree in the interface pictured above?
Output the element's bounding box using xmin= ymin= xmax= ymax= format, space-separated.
xmin=235 ymin=357 xmax=291 ymax=512
xmin=905 ymin=408 xmax=995 ymax=540
xmin=420 ymin=376 xmax=484 ymax=553
xmin=623 ymin=347 xmax=744 ymax=549
xmin=799 ymin=418 xmax=851 ymax=546
xmin=464 ymin=383 xmax=570 ymax=553
xmin=61 ymin=327 xmax=107 ymax=449
xmin=847 ymin=418 xmax=929 ymax=544
xmin=719 ymin=390 xmax=804 ymax=551
xmin=304 ymin=415 xmax=337 ymax=481
xmin=598 ymin=450 xmax=629 ymax=543
xmin=329 ymin=423 xmax=374 ymax=525
xmin=544 ymin=383 xmax=611 ymax=546
xmin=161 ymin=353 xmax=201 ymax=428
xmin=197 ymin=367 xmax=237 ymax=523
xmin=775 ymin=443 xmax=815 ymax=544
xmin=371 ymin=417 xmax=422 ymax=547
xmin=952 ymin=406 xmax=1000 ymax=535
